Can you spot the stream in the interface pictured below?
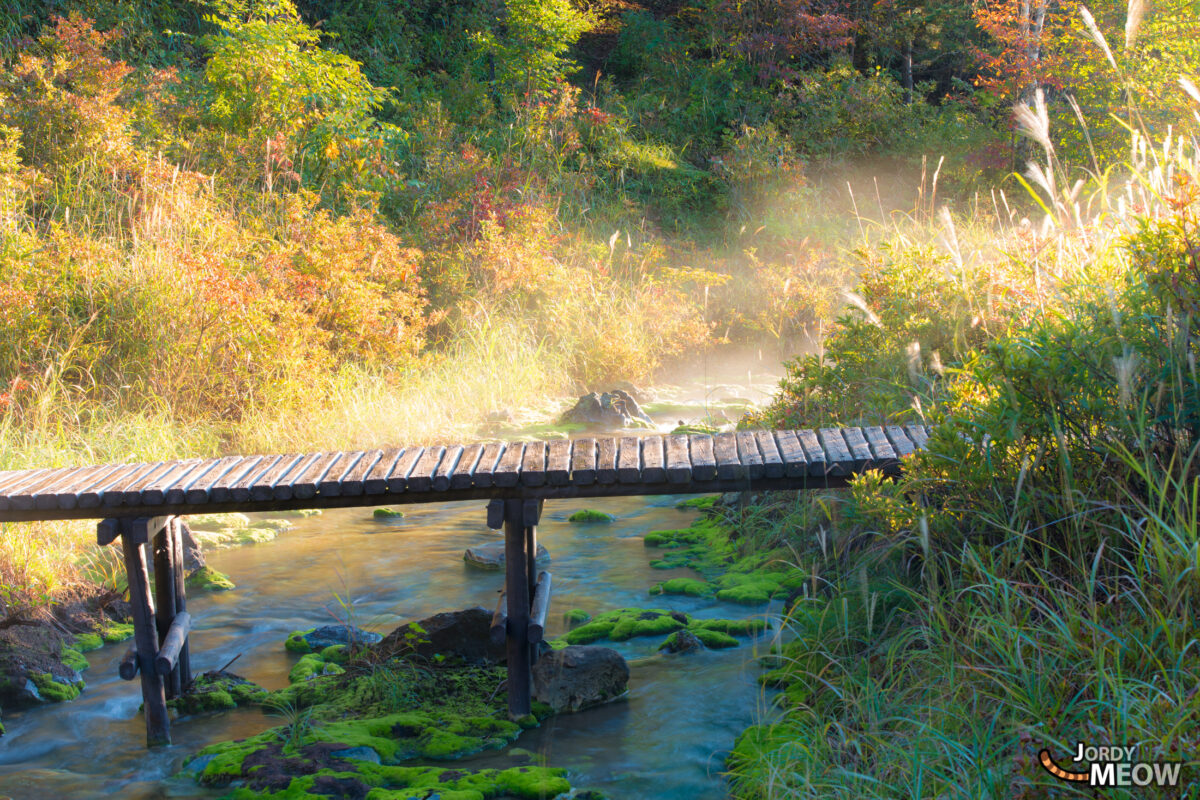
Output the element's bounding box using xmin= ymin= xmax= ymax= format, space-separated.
xmin=0 ymin=349 xmax=791 ymax=800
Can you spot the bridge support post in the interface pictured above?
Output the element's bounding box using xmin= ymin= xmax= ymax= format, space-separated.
xmin=501 ymin=497 xmax=540 ymax=720
xmin=100 ymin=515 xmax=189 ymax=747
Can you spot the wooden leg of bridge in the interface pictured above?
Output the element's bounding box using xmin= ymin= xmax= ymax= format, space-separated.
xmin=502 ymin=498 xmax=532 ymax=719
xmin=152 ymin=523 xmax=180 ymax=700
xmin=170 ymin=519 xmax=192 ymax=693
xmin=119 ymin=518 xmax=172 ymax=747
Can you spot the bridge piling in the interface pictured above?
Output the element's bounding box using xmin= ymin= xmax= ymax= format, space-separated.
xmin=502 ymin=498 xmax=533 ymax=719
xmin=116 ymin=517 xmax=172 ymax=746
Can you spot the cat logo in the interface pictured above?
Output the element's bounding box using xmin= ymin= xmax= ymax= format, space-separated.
xmin=1039 ymin=743 xmax=1184 ymax=788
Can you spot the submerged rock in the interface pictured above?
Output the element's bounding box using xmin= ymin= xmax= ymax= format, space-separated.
xmin=186 ymin=566 xmax=235 ymax=592
xmin=567 ymin=509 xmax=616 ymax=523
xmin=559 ymin=389 xmax=654 ymax=429
xmin=170 ymin=671 xmax=268 ymax=716
xmin=463 ymin=541 xmax=550 ymax=570
xmin=659 ymin=629 xmax=705 ymax=654
xmin=533 ymin=645 xmax=629 ymax=712
xmin=378 ymin=607 xmax=505 ymax=664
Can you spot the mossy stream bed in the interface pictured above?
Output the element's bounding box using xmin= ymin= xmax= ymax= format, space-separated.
xmin=0 ymin=496 xmax=779 ymax=800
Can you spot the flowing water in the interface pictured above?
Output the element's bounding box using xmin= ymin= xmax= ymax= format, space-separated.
xmin=0 ymin=349 xmax=793 ymax=800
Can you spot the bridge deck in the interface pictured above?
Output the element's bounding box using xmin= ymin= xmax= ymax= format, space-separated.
xmin=0 ymin=426 xmax=929 ymax=523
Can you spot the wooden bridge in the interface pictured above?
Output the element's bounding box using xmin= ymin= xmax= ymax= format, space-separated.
xmin=0 ymin=426 xmax=929 ymax=747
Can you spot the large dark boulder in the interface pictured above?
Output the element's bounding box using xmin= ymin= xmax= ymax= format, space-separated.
xmin=559 ymin=390 xmax=653 ymax=429
xmin=378 ymin=607 xmax=505 ymax=664
xmin=532 ymin=645 xmax=629 ymax=712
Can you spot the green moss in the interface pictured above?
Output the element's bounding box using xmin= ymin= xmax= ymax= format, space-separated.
xmin=187 ymin=512 xmax=252 ymax=529
xmin=373 ymin=508 xmax=405 ymax=519
xmin=649 ymin=578 xmax=711 ymax=597
xmin=274 ymin=508 xmax=323 ymax=518
xmin=249 ymin=518 xmax=295 ymax=532
xmin=172 ymin=673 xmax=268 ymax=715
xmin=289 ymin=653 xmax=346 ymax=684
xmin=101 ymin=622 xmax=134 ymax=643
xmin=73 ymin=632 xmax=103 ymax=652
xmin=715 ymin=572 xmax=785 ymax=605
xmin=691 ymin=629 xmax=739 ymax=648
xmin=558 ymin=608 xmax=685 ymax=645
xmin=564 ymin=608 xmax=591 ymax=625
xmin=675 ymin=494 xmax=718 ymax=509
xmin=30 ymin=672 xmax=82 ymax=703
xmin=285 ymin=628 xmax=316 ymax=653
xmin=320 ymin=644 xmax=349 ymax=664
xmin=187 ymin=565 xmax=236 ymax=592
xmin=643 ymin=528 xmax=705 ymax=547
xmin=60 ymin=646 xmax=89 ymax=673
xmin=567 ymin=509 xmax=615 ymax=523
xmin=670 ymin=423 xmax=719 ymax=435
xmin=691 ymin=618 xmax=767 ymax=636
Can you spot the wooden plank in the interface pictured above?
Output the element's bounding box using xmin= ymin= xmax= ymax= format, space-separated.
xmin=184 ymin=456 xmax=244 ymax=504
xmin=407 ymin=446 xmax=446 ymax=492
xmin=206 ymin=456 xmax=263 ymax=504
xmin=0 ymin=467 xmax=57 ymax=510
xmin=906 ymin=424 xmax=930 ymax=450
xmin=272 ymin=452 xmax=323 ymax=500
xmin=689 ymin=434 xmax=717 ymax=481
xmin=817 ymin=429 xmax=852 ymax=477
xmin=545 ymin=440 xmax=571 ymax=486
xmin=154 ymin=612 xmax=191 ymax=676
xmin=755 ymin=430 xmax=785 ymax=478
xmin=247 ymin=455 xmax=303 ymax=503
xmin=343 ymin=448 xmax=384 ymax=496
xmin=78 ymin=463 xmax=148 ymax=509
xmin=165 ymin=459 xmax=225 ymax=506
xmin=107 ymin=463 xmax=173 ymax=507
xmin=736 ymin=431 xmax=766 ymax=479
xmin=795 ymin=429 xmax=828 ymax=477
xmin=841 ymin=427 xmax=873 ymax=472
xmin=0 ymin=468 xmax=39 ymax=494
xmin=450 ymin=444 xmax=485 ymax=490
xmin=641 ymin=436 xmax=667 ymax=483
xmin=318 ymin=451 xmax=362 ymax=497
xmin=773 ymin=430 xmax=808 ymax=478
xmin=288 ymin=452 xmax=340 ymax=501
xmin=570 ymin=438 xmax=596 ymax=485
xmin=55 ymin=463 xmax=124 ymax=510
xmin=384 ymin=448 xmax=423 ymax=493
xmin=595 ymin=438 xmax=618 ymax=484
xmin=884 ymin=425 xmax=916 ymax=458
xmin=228 ymin=456 xmax=284 ymax=503
xmin=432 ymin=446 xmax=464 ymax=492
xmin=863 ymin=426 xmax=898 ymax=468
xmin=664 ymin=435 xmax=692 ymax=484
xmin=617 ymin=437 xmax=642 ymax=484
xmin=7 ymin=466 xmax=89 ymax=511
xmin=493 ymin=443 xmax=525 ymax=488
xmin=141 ymin=460 xmax=206 ymax=505
xmin=360 ymin=449 xmax=401 ymax=495
xmin=472 ymin=443 xmax=505 ymax=488
xmin=520 ymin=441 xmax=547 ymax=488
xmin=713 ymin=432 xmax=744 ymax=481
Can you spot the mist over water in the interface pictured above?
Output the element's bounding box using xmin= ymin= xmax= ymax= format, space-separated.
xmin=0 ymin=354 xmax=791 ymax=800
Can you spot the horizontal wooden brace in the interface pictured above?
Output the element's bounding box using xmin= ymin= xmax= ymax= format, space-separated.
xmin=527 ymin=571 xmax=552 ymax=645
xmin=97 ymin=515 xmax=173 ymax=546
xmin=119 ymin=645 xmax=139 ymax=681
xmin=155 ymin=611 xmax=191 ymax=675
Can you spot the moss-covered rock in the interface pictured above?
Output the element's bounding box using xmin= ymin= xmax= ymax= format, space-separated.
xmin=286 ymin=628 xmax=317 ymax=653
xmin=568 ymin=509 xmax=615 ymax=523
xmin=186 ymin=512 xmax=252 ymax=529
xmin=372 ymin=507 xmax=405 ymax=519
xmin=289 ymin=653 xmax=346 ymax=684
xmin=30 ymin=671 xmax=82 ymax=703
xmin=186 ymin=565 xmax=235 ymax=592
xmin=675 ymin=495 xmax=718 ymax=509
xmin=274 ymin=508 xmax=323 ymax=518
xmin=690 ymin=629 xmax=739 ymax=649
xmin=649 ymin=578 xmax=711 ymax=597
xmin=72 ymin=632 xmax=104 ymax=652
xmin=59 ymin=645 xmax=89 ymax=673
xmin=564 ymin=609 xmax=591 ymax=625
xmin=101 ymin=622 xmax=135 ymax=643
xmin=170 ymin=671 xmax=269 ymax=716
xmin=558 ymin=608 xmax=686 ymax=645
xmin=249 ymin=518 xmax=295 ymax=532
xmin=670 ymin=423 xmax=719 ymax=435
